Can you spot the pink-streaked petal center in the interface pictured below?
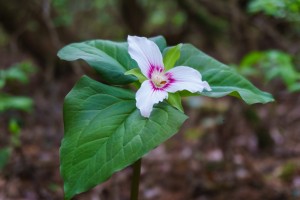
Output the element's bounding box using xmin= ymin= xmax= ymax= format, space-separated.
xmin=150 ymin=69 xmax=175 ymax=91
xmin=151 ymin=71 xmax=167 ymax=87
xmin=148 ymin=65 xmax=164 ymax=79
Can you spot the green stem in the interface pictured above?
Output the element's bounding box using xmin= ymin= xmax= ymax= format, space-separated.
xmin=130 ymin=158 xmax=142 ymax=200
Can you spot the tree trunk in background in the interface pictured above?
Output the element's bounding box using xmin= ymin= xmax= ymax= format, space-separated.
xmin=0 ymin=0 xmax=297 ymax=68
xmin=0 ymin=0 xmax=77 ymax=68
xmin=120 ymin=0 xmax=146 ymax=35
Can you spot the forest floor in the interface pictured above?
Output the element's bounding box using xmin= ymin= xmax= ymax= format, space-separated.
xmin=1 ymin=50 xmax=300 ymax=200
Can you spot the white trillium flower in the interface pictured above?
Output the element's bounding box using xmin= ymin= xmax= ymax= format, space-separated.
xmin=128 ymin=36 xmax=211 ymax=118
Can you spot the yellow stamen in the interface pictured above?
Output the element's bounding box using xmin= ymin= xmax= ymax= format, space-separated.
xmin=151 ymin=71 xmax=168 ymax=88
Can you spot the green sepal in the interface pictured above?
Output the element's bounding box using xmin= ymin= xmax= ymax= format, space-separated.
xmin=167 ymin=92 xmax=183 ymax=112
xmin=125 ymin=68 xmax=147 ymax=83
xmin=179 ymin=90 xmax=198 ymax=97
xmin=163 ymin=44 xmax=182 ymax=71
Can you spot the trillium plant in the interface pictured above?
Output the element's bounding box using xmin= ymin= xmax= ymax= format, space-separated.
xmin=58 ymin=35 xmax=274 ymax=199
xmin=127 ymin=36 xmax=211 ymax=117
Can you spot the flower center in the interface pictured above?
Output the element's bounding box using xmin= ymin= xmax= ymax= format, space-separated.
xmin=151 ymin=70 xmax=168 ymax=88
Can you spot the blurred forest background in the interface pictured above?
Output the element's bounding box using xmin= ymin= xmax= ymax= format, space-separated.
xmin=1 ymin=0 xmax=300 ymax=199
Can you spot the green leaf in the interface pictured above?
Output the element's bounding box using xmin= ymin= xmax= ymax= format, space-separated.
xmin=177 ymin=44 xmax=274 ymax=104
xmin=60 ymin=76 xmax=187 ymax=199
xmin=0 ymin=70 xmax=5 ymax=88
xmin=167 ymin=92 xmax=183 ymax=112
xmin=0 ymin=94 xmax=33 ymax=112
xmin=57 ymin=36 xmax=167 ymax=85
xmin=288 ymin=82 xmax=300 ymax=92
xmin=0 ymin=61 xmax=36 ymax=87
xmin=0 ymin=147 xmax=11 ymax=170
xmin=125 ymin=68 xmax=147 ymax=83
xmin=239 ymin=50 xmax=300 ymax=92
xmin=248 ymin=0 xmax=300 ymax=22
xmin=9 ymin=119 xmax=21 ymax=134
xmin=163 ymin=44 xmax=182 ymax=70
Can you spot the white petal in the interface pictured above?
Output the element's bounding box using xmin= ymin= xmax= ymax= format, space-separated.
xmin=165 ymin=66 xmax=211 ymax=93
xmin=136 ymin=80 xmax=168 ymax=117
xmin=128 ymin=36 xmax=164 ymax=78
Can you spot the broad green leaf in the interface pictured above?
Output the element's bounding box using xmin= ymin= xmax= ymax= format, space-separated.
xmin=167 ymin=92 xmax=183 ymax=112
xmin=57 ymin=36 xmax=166 ymax=85
xmin=163 ymin=44 xmax=182 ymax=70
xmin=61 ymin=76 xmax=187 ymax=199
xmin=177 ymin=44 xmax=274 ymax=104
xmin=0 ymin=94 xmax=33 ymax=112
xmin=125 ymin=68 xmax=147 ymax=83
